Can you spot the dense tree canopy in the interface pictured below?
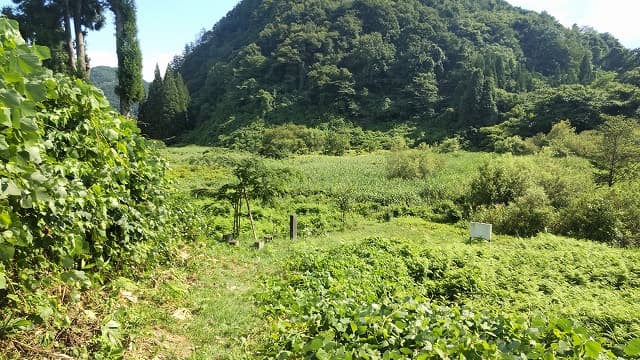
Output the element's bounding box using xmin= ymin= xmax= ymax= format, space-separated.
xmin=170 ymin=0 xmax=640 ymax=146
xmin=139 ymin=64 xmax=190 ymax=139
xmin=3 ymin=0 xmax=145 ymax=116
xmin=110 ymin=0 xmax=144 ymax=116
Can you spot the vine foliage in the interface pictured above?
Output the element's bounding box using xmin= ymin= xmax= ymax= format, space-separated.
xmin=0 ymin=17 xmax=168 ymax=337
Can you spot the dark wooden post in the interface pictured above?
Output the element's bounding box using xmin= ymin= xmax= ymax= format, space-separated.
xmin=289 ymin=214 xmax=297 ymax=240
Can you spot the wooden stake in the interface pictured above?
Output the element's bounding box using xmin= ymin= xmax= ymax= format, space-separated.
xmin=245 ymin=191 xmax=258 ymax=243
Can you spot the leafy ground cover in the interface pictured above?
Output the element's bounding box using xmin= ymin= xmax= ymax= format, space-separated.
xmin=4 ymin=13 xmax=640 ymax=358
xmin=0 ymin=18 xmax=180 ymax=358
xmin=113 ymin=145 xmax=640 ymax=359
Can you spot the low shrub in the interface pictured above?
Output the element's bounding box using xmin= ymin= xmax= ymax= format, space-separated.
xmin=467 ymin=157 xmax=532 ymax=207
xmin=558 ymin=190 xmax=621 ymax=243
xmin=386 ymin=149 xmax=441 ymax=180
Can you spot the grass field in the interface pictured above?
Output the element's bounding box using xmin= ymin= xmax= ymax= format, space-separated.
xmin=120 ymin=146 xmax=640 ymax=359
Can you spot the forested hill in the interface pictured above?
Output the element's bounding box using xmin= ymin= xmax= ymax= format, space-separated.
xmin=89 ymin=66 xmax=120 ymax=109
xmin=173 ymin=0 xmax=640 ymax=147
xmin=90 ymin=66 xmax=149 ymax=113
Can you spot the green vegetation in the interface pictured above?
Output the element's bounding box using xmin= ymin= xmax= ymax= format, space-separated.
xmin=258 ymin=236 xmax=640 ymax=358
xmin=3 ymin=1 xmax=640 ymax=358
xmin=0 ymin=18 xmax=181 ymax=357
xmin=111 ymin=0 xmax=145 ymax=116
xmin=89 ymin=66 xmax=120 ymax=109
xmin=117 ymin=145 xmax=640 ymax=359
xmin=159 ymin=0 xmax=640 ymax=149
xmin=139 ymin=64 xmax=190 ymax=139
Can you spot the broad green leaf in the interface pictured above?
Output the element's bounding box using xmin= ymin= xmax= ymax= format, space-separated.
xmin=584 ymin=341 xmax=602 ymax=358
xmin=17 ymin=51 xmax=40 ymax=74
xmin=3 ymin=71 xmax=23 ymax=83
xmin=32 ymin=45 xmax=50 ymax=61
xmin=0 ymin=273 xmax=6 ymax=289
xmin=11 ymin=319 xmax=32 ymax=330
xmin=34 ymin=187 xmax=50 ymax=202
xmin=19 ymin=196 xmax=32 ymax=209
xmin=101 ymin=319 xmax=122 ymax=346
xmin=37 ymin=305 xmax=54 ymax=322
xmin=304 ymin=338 xmax=324 ymax=352
xmin=624 ymin=338 xmax=640 ymax=356
xmin=24 ymin=145 xmax=41 ymax=164
xmin=0 ymin=243 xmax=15 ymax=261
xmin=557 ymin=340 xmax=572 ymax=354
xmin=25 ymin=82 xmax=46 ymax=102
xmin=0 ymin=134 xmax=8 ymax=150
xmin=315 ymin=348 xmax=329 ymax=360
xmin=61 ymin=270 xmax=87 ymax=283
xmin=61 ymin=255 xmax=74 ymax=269
xmin=0 ymin=89 xmax=22 ymax=108
xmin=20 ymin=117 xmax=38 ymax=131
xmin=29 ymin=171 xmax=46 ymax=184
xmin=0 ymin=212 xmax=11 ymax=227
xmin=105 ymin=129 xmax=119 ymax=141
xmin=0 ymin=179 xmax=21 ymax=198
xmin=0 ymin=107 xmax=10 ymax=127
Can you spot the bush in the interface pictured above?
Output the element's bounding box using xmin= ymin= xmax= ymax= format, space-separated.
xmin=558 ymin=191 xmax=621 ymax=244
xmin=386 ymin=149 xmax=441 ymax=179
xmin=436 ymin=136 xmax=462 ymax=153
xmin=493 ymin=135 xmax=536 ymax=155
xmin=472 ymin=191 xmax=556 ymax=237
xmin=431 ymin=200 xmax=463 ymax=223
xmin=0 ymin=18 xmax=170 ymax=350
xmin=611 ymin=182 xmax=640 ymax=246
xmin=467 ymin=157 xmax=532 ymax=207
xmin=544 ymin=120 xmax=599 ymax=158
xmin=500 ymin=187 xmax=557 ymax=237
xmin=324 ymin=132 xmax=350 ymax=155
xmin=261 ymin=123 xmax=322 ymax=158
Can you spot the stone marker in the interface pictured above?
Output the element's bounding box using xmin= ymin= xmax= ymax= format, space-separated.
xmin=254 ymin=241 xmax=265 ymax=250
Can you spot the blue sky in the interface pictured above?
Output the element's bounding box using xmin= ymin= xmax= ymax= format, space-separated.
xmin=1 ymin=0 xmax=639 ymax=80
xmin=0 ymin=0 xmax=241 ymax=80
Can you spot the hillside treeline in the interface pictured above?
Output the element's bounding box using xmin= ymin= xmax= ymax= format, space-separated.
xmin=163 ymin=0 xmax=640 ymax=147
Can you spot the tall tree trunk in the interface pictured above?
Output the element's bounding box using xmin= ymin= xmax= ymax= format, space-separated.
xmin=63 ymin=0 xmax=76 ymax=72
xmin=73 ymin=0 xmax=88 ymax=79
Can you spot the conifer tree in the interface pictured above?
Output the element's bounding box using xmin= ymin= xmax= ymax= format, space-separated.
xmin=458 ymin=68 xmax=484 ymax=125
xmin=139 ymin=64 xmax=164 ymax=137
xmin=139 ymin=64 xmax=190 ymax=139
xmin=110 ymin=0 xmax=144 ymax=117
xmin=479 ymin=77 xmax=498 ymax=126
xmin=579 ymin=53 xmax=595 ymax=84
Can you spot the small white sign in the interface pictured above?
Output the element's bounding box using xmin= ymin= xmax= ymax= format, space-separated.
xmin=470 ymin=222 xmax=492 ymax=241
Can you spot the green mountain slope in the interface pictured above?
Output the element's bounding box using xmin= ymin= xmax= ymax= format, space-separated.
xmin=89 ymin=66 xmax=149 ymax=113
xmin=176 ymin=0 xmax=639 ymax=146
xmin=89 ymin=66 xmax=120 ymax=109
